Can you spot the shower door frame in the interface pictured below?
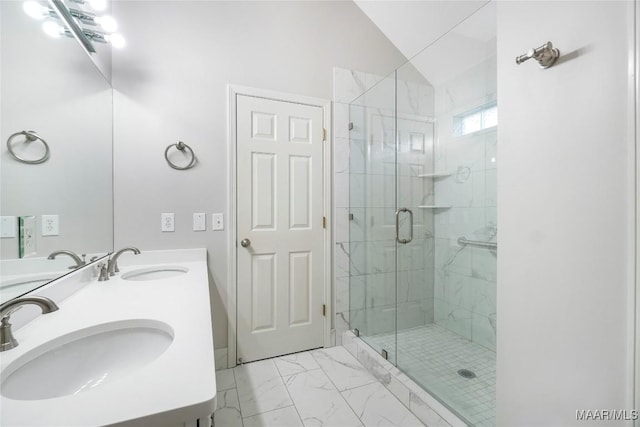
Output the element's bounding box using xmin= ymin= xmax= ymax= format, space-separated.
xmin=226 ymin=85 xmax=333 ymax=369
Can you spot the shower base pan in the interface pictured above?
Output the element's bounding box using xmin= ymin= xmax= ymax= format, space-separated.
xmin=342 ymin=324 xmax=495 ymax=427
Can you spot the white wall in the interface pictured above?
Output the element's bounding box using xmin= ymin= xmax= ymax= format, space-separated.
xmin=497 ymin=1 xmax=635 ymax=425
xmin=111 ymin=1 xmax=408 ymax=350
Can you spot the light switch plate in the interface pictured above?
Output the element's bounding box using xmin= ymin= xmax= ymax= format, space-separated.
xmin=41 ymin=214 xmax=59 ymax=236
xmin=0 ymin=216 xmax=16 ymax=238
xmin=193 ymin=213 xmax=206 ymax=231
xmin=212 ymin=213 xmax=224 ymax=231
xmin=161 ymin=213 xmax=175 ymax=232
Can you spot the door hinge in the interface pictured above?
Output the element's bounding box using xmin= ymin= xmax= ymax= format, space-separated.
xmin=322 ymin=128 xmax=327 ymax=141
xmin=322 ymin=304 xmax=326 ymax=316
xmin=322 ymin=216 xmax=326 ymax=228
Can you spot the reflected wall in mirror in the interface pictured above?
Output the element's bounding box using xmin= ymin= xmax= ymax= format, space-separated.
xmin=0 ymin=0 xmax=113 ymax=303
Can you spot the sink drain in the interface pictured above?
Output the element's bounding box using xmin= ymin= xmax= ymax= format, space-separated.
xmin=457 ymin=369 xmax=476 ymax=379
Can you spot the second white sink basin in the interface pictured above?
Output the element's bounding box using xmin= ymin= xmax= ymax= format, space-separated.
xmin=121 ymin=266 xmax=188 ymax=281
xmin=1 ymin=320 xmax=173 ymax=400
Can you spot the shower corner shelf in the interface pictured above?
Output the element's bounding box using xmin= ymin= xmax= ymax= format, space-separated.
xmin=418 ymin=205 xmax=452 ymax=209
xmin=418 ymin=172 xmax=451 ymax=179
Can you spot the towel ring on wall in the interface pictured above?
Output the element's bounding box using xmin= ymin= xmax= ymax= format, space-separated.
xmin=164 ymin=141 xmax=196 ymax=170
xmin=6 ymin=131 xmax=50 ymax=164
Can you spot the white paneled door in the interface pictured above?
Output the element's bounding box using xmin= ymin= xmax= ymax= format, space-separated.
xmin=236 ymin=94 xmax=325 ymax=363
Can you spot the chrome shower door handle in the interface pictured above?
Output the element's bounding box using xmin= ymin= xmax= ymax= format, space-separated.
xmin=395 ymin=208 xmax=413 ymax=244
xmin=406 ymin=208 xmax=413 ymax=243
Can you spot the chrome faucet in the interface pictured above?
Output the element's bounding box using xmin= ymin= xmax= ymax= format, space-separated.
xmin=108 ymin=247 xmax=141 ymax=276
xmin=0 ymin=296 xmax=59 ymax=351
xmin=48 ymin=250 xmax=86 ymax=269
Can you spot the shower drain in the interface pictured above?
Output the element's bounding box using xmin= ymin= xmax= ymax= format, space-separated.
xmin=457 ymin=369 xmax=477 ymax=379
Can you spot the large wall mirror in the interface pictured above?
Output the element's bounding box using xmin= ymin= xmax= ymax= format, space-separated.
xmin=0 ymin=0 xmax=113 ymax=303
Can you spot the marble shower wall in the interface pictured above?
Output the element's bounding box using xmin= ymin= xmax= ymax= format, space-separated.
xmin=432 ymin=56 xmax=497 ymax=351
xmin=333 ymin=67 xmax=436 ymax=345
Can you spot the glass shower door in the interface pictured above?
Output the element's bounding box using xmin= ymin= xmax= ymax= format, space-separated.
xmin=394 ymin=64 xmax=436 ymax=347
xmin=395 ymin=4 xmax=497 ymax=426
xmin=349 ymin=72 xmax=397 ymax=363
xmin=347 ymin=6 xmax=497 ymax=422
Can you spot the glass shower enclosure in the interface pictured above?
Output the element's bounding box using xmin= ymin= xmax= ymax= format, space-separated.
xmin=348 ymin=4 xmax=497 ymax=426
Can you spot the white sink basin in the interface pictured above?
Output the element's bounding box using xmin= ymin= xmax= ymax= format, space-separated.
xmin=1 ymin=320 xmax=173 ymax=400
xmin=121 ymin=266 xmax=188 ymax=281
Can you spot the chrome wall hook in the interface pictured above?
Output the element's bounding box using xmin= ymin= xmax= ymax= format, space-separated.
xmin=515 ymin=41 xmax=560 ymax=69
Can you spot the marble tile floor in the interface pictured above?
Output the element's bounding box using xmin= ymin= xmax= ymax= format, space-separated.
xmin=214 ymin=346 xmax=425 ymax=427
xmin=365 ymin=324 xmax=495 ymax=427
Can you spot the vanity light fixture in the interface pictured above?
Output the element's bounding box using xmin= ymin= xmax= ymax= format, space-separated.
xmin=42 ymin=20 xmax=64 ymax=38
xmin=70 ymin=0 xmax=109 ymax=12
xmin=106 ymin=33 xmax=125 ymax=48
xmin=88 ymin=0 xmax=108 ymax=11
xmin=22 ymin=1 xmax=51 ymax=20
xmin=22 ymin=0 xmax=125 ymax=52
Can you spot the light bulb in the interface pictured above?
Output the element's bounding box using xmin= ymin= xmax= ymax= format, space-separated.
xmin=96 ymin=15 xmax=117 ymax=33
xmin=107 ymin=33 xmax=125 ymax=49
xmin=87 ymin=0 xmax=107 ymax=12
xmin=23 ymin=1 xmax=47 ymax=20
xmin=42 ymin=20 xmax=63 ymax=38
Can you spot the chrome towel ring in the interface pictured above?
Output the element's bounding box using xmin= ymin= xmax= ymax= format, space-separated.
xmin=6 ymin=131 xmax=50 ymax=164
xmin=164 ymin=141 xmax=196 ymax=170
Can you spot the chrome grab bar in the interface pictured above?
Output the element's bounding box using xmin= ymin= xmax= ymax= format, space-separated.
xmin=395 ymin=208 xmax=413 ymax=244
xmin=457 ymin=237 xmax=497 ymax=250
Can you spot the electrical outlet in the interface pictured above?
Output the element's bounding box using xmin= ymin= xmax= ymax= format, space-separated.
xmin=18 ymin=216 xmax=36 ymax=258
xmin=161 ymin=213 xmax=175 ymax=232
xmin=0 ymin=216 xmax=16 ymax=238
xmin=193 ymin=213 xmax=206 ymax=231
xmin=212 ymin=213 xmax=224 ymax=231
xmin=41 ymin=214 xmax=59 ymax=236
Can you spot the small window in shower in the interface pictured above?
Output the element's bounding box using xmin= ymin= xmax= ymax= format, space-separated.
xmin=453 ymin=101 xmax=497 ymax=137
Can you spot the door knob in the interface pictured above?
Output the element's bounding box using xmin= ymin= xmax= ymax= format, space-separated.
xmin=240 ymin=238 xmax=251 ymax=248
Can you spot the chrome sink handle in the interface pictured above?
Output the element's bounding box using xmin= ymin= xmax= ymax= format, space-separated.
xmin=108 ymin=246 xmax=141 ymax=276
xmin=0 ymin=296 xmax=59 ymax=351
xmin=97 ymin=263 xmax=110 ymax=282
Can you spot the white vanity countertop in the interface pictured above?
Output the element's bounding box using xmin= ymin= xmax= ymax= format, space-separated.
xmin=0 ymin=248 xmax=216 ymax=427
